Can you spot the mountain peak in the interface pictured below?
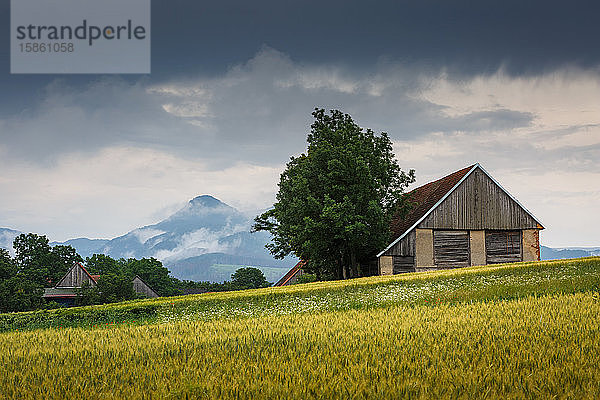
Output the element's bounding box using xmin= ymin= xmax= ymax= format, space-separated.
xmin=188 ymin=195 xmax=224 ymax=208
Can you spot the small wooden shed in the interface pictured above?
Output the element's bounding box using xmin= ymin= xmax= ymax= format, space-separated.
xmin=378 ymin=163 xmax=544 ymax=274
xmin=43 ymin=262 xmax=160 ymax=305
xmin=132 ymin=275 xmax=160 ymax=298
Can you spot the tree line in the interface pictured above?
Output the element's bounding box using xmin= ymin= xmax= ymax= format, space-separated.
xmin=0 ymin=233 xmax=270 ymax=313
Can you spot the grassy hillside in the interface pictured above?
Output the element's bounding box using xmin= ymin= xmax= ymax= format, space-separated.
xmin=1 ymin=257 xmax=598 ymax=332
xmin=1 ymin=258 xmax=599 ymax=399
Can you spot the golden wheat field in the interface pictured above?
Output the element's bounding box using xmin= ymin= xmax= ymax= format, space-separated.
xmin=1 ymin=290 xmax=599 ymax=399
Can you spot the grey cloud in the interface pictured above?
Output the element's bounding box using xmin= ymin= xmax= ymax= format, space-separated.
xmin=0 ymin=48 xmax=566 ymax=169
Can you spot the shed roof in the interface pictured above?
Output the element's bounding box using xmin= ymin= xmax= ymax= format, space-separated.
xmin=378 ymin=163 xmax=544 ymax=257
xmin=274 ymin=260 xmax=305 ymax=287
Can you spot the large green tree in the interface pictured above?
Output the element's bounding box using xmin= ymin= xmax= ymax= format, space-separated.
xmin=0 ymin=247 xmax=45 ymax=312
xmin=123 ymin=258 xmax=181 ymax=296
xmin=229 ymin=267 xmax=271 ymax=290
xmin=85 ymin=254 xmax=121 ymax=275
xmin=253 ymin=109 xmax=415 ymax=280
xmin=13 ymin=233 xmax=82 ymax=287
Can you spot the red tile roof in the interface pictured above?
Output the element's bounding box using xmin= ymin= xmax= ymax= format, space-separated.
xmin=390 ymin=164 xmax=475 ymax=239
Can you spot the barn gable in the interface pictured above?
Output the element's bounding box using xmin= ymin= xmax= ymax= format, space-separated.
xmin=132 ymin=275 xmax=159 ymax=298
xmin=55 ymin=262 xmax=97 ymax=288
xmin=45 ymin=264 xmax=161 ymax=305
xmin=418 ymin=166 xmax=541 ymax=230
xmin=274 ymin=261 xmax=306 ymax=286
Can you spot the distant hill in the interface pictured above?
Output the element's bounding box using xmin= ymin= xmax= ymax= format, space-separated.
xmin=540 ymin=245 xmax=598 ymax=260
xmin=51 ymin=238 xmax=110 ymax=258
xmin=92 ymin=195 xmax=294 ymax=282
xmin=1 ymin=196 xmax=295 ymax=283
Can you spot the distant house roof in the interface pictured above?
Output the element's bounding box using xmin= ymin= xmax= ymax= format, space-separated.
xmin=378 ymin=163 xmax=544 ymax=257
xmin=44 ymin=263 xmax=160 ymax=300
xmin=55 ymin=262 xmax=98 ymax=288
xmin=132 ymin=275 xmax=159 ymax=298
xmin=274 ymin=261 xmax=306 ymax=287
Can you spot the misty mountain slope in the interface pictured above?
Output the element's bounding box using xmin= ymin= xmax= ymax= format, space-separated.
xmin=0 ymin=228 xmax=21 ymax=256
xmin=51 ymin=238 xmax=110 ymax=258
xmin=95 ymin=195 xmax=295 ymax=281
xmin=540 ymin=246 xmax=598 ymax=260
xmin=0 ymin=196 xmax=296 ymax=283
xmin=99 ymin=195 xmax=250 ymax=260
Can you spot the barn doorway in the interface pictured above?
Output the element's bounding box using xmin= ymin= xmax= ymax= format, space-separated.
xmin=434 ymin=230 xmax=470 ymax=268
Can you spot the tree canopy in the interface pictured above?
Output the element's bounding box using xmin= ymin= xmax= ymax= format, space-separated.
xmin=230 ymin=267 xmax=270 ymax=290
xmin=253 ymin=109 xmax=415 ymax=280
xmin=13 ymin=233 xmax=82 ymax=287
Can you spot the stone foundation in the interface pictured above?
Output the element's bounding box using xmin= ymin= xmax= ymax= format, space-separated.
xmin=522 ymin=229 xmax=540 ymax=261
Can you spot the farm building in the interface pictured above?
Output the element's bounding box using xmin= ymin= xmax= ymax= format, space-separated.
xmin=274 ymin=261 xmax=306 ymax=286
xmin=378 ymin=163 xmax=544 ymax=274
xmin=43 ymin=262 xmax=159 ymax=305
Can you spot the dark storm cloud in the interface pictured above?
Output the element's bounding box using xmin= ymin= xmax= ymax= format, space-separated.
xmin=147 ymin=0 xmax=600 ymax=77
xmin=0 ymin=48 xmax=537 ymax=167
xmin=0 ymin=0 xmax=594 ymax=167
xmin=2 ymin=0 xmax=600 ymax=90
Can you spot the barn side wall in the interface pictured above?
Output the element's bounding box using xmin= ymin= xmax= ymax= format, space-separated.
xmin=522 ymin=229 xmax=540 ymax=262
xmin=418 ymin=169 xmax=540 ymax=230
xmin=132 ymin=277 xmax=159 ymax=298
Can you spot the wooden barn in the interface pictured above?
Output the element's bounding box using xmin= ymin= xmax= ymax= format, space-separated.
xmin=43 ymin=262 xmax=159 ymax=305
xmin=132 ymin=275 xmax=160 ymax=298
xmin=377 ymin=163 xmax=544 ymax=275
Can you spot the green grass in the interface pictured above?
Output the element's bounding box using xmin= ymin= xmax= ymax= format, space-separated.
xmin=1 ymin=257 xmax=600 ymax=399
xmin=1 ymin=257 xmax=599 ymax=332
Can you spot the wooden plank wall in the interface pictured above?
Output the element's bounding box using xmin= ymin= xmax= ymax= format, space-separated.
xmin=433 ymin=230 xmax=470 ymax=268
xmin=56 ymin=265 xmax=95 ymax=288
xmin=486 ymin=230 xmax=522 ymax=264
xmin=132 ymin=276 xmax=159 ymax=298
xmin=383 ymin=230 xmax=415 ymax=257
xmin=393 ymin=256 xmax=415 ymax=273
xmin=419 ymin=169 xmax=538 ymax=230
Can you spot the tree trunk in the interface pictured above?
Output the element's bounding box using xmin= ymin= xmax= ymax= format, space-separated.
xmin=337 ymin=257 xmax=344 ymax=280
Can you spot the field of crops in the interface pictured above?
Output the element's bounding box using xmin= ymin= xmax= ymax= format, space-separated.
xmin=1 ymin=258 xmax=600 ymax=399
